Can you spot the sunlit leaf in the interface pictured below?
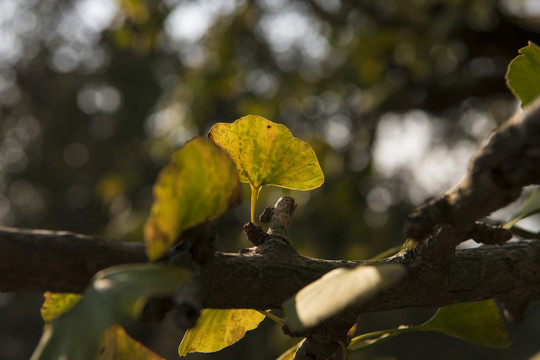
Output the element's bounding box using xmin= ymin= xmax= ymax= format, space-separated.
xmin=144 ymin=137 xmax=242 ymax=260
xmin=178 ymin=309 xmax=265 ymax=356
xmin=99 ymin=325 xmax=164 ymax=360
xmin=504 ymin=187 xmax=540 ymax=229
xmin=283 ymin=263 xmax=406 ymax=331
xmin=276 ymin=339 xmax=306 ymax=360
xmin=505 ymin=41 xmax=540 ymax=107
xmin=41 ymin=292 xmax=82 ymax=324
xmin=209 ymin=115 xmax=324 ymax=221
xmin=418 ymin=299 xmax=511 ymax=348
xmin=31 ymin=264 xmax=190 ymax=360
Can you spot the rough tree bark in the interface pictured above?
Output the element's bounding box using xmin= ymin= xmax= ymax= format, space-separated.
xmin=1 ymin=98 xmax=540 ymax=359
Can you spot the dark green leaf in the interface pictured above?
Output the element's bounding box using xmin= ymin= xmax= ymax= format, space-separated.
xmin=418 ymin=299 xmax=511 ymax=348
xmin=31 ymin=264 xmax=190 ymax=360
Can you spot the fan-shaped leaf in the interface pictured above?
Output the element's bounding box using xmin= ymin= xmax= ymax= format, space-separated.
xmin=99 ymin=325 xmax=164 ymax=360
xmin=348 ymin=300 xmax=510 ymax=352
xmin=144 ymin=137 xmax=242 ymax=260
xmin=418 ymin=299 xmax=511 ymax=348
xmin=209 ymin=115 xmax=324 ymax=221
xmin=178 ymin=309 xmax=265 ymax=356
xmin=283 ymin=263 xmax=406 ymax=331
xmin=505 ymin=41 xmax=540 ymax=107
xmin=31 ymin=264 xmax=190 ymax=360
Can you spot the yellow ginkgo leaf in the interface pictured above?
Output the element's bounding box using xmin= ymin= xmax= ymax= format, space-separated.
xmin=99 ymin=325 xmax=164 ymax=360
xmin=144 ymin=137 xmax=242 ymax=261
xmin=41 ymin=292 xmax=82 ymax=324
xmin=209 ymin=115 xmax=324 ymax=221
xmin=178 ymin=309 xmax=265 ymax=356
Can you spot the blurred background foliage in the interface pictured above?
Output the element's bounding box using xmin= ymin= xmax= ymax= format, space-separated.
xmin=1 ymin=0 xmax=540 ymax=359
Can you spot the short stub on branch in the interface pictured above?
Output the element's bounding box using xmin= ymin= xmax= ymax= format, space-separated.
xmin=267 ymin=196 xmax=297 ymax=241
xmin=245 ymin=196 xmax=297 ymax=246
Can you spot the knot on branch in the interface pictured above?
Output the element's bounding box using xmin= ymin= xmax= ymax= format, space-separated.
xmin=468 ymin=222 xmax=512 ymax=245
xmin=245 ymin=196 xmax=297 ymax=246
xmin=402 ymin=224 xmax=463 ymax=269
xmin=284 ymin=312 xmax=355 ymax=360
xmin=405 ymin=197 xmax=451 ymax=241
xmin=244 ymin=222 xmax=270 ymax=246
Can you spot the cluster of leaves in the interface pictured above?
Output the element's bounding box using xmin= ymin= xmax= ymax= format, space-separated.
xmin=31 ymin=40 xmax=540 ymax=360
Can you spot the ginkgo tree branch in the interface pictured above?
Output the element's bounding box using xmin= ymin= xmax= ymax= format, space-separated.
xmin=2 ymin=226 xmax=540 ymax=310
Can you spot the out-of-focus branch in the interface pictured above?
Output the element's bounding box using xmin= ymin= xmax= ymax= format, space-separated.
xmin=406 ymin=97 xmax=540 ymax=243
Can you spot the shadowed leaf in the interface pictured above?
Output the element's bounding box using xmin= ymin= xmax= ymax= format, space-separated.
xmin=178 ymin=309 xmax=265 ymax=356
xmin=506 ymin=41 xmax=540 ymax=107
xmin=418 ymin=299 xmax=511 ymax=348
xmin=31 ymin=264 xmax=190 ymax=360
xmin=144 ymin=137 xmax=242 ymax=260
xmin=348 ymin=299 xmax=511 ymax=352
xmin=283 ymin=263 xmax=406 ymax=331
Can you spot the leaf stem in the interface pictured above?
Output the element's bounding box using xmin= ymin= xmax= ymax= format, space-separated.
xmin=348 ymin=325 xmax=414 ymax=352
xmin=250 ymin=184 xmax=261 ymax=223
xmin=256 ymin=310 xmax=284 ymax=325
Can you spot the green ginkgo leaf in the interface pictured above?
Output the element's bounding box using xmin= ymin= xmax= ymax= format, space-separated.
xmin=418 ymin=299 xmax=511 ymax=348
xmin=209 ymin=115 xmax=324 ymax=222
xmin=504 ymin=187 xmax=540 ymax=229
xmin=178 ymin=309 xmax=265 ymax=356
xmin=348 ymin=299 xmax=511 ymax=352
xmin=505 ymin=41 xmax=540 ymax=107
xmin=144 ymin=137 xmax=242 ymax=261
xmin=283 ymin=263 xmax=406 ymax=331
xmin=31 ymin=264 xmax=190 ymax=360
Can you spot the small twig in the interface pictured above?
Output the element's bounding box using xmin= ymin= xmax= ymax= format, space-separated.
xmin=267 ymin=196 xmax=297 ymax=242
xmin=467 ymin=222 xmax=512 ymax=245
xmin=510 ymin=226 xmax=540 ymax=240
xmin=244 ymin=222 xmax=270 ymax=246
